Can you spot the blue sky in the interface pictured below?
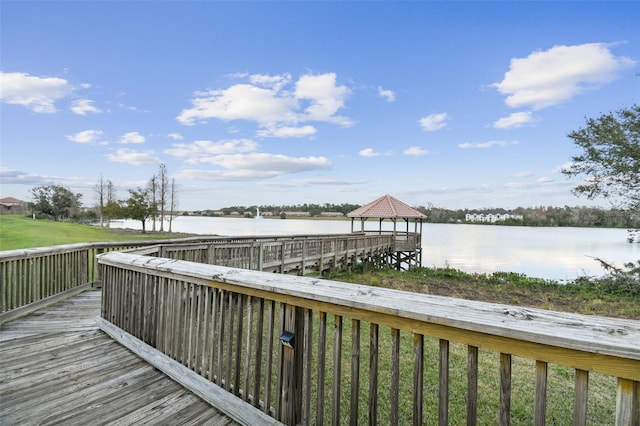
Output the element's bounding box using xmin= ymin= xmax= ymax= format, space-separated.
xmin=1 ymin=1 xmax=638 ymax=211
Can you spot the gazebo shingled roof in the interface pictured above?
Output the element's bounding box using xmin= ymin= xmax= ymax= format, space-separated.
xmin=347 ymin=194 xmax=426 ymax=219
xmin=347 ymin=195 xmax=425 ymax=269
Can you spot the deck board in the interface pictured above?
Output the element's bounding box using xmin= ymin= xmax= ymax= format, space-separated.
xmin=0 ymin=290 xmax=238 ymax=426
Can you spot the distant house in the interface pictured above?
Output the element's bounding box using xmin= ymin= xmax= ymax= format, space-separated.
xmin=281 ymin=211 xmax=311 ymax=217
xmin=0 ymin=197 xmax=28 ymax=215
xmin=465 ymin=209 xmax=523 ymax=223
xmin=320 ymin=212 xmax=344 ymax=217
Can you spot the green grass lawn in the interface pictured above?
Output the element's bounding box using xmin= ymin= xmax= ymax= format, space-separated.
xmin=0 ymin=215 xmax=191 ymax=251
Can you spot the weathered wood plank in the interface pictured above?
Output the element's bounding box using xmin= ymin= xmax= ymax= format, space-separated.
xmin=0 ymin=291 xmax=239 ymax=426
xmin=97 ymin=317 xmax=280 ymax=425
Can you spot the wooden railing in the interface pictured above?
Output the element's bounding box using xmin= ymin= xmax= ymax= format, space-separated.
xmin=0 ymin=233 xmax=394 ymax=325
xmin=0 ymin=239 xmax=201 ymax=324
xmin=98 ymin=251 xmax=640 ymax=425
xmin=136 ymin=233 xmax=394 ymax=274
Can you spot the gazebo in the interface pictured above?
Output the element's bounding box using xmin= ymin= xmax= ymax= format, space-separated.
xmin=347 ymin=194 xmax=427 ymax=269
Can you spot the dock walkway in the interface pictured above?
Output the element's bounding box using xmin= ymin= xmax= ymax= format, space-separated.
xmin=0 ymin=290 xmax=238 ymax=425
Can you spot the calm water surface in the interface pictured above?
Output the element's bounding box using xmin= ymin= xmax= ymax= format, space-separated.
xmin=111 ymin=216 xmax=639 ymax=282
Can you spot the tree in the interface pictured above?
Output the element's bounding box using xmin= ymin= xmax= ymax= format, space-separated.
xmin=30 ymin=185 xmax=82 ymax=220
xmin=168 ymin=178 xmax=178 ymax=232
xmin=94 ymin=174 xmax=106 ymax=226
xmin=103 ymin=180 xmax=118 ymax=226
xmin=148 ymin=175 xmax=158 ymax=232
xmin=563 ymin=105 xmax=639 ymax=241
xmin=158 ymin=163 xmax=169 ymax=231
xmin=124 ymin=188 xmax=155 ymax=233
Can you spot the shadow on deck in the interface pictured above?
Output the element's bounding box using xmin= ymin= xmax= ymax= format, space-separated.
xmin=0 ymin=290 xmax=238 ymax=425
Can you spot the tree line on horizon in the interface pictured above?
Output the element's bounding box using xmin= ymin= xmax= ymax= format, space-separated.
xmin=189 ymin=203 xmax=639 ymax=229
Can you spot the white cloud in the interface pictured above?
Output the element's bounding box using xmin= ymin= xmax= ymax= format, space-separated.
xmin=491 ymin=43 xmax=636 ymax=109
xmin=419 ymin=113 xmax=448 ymax=131
xmin=493 ymin=112 xmax=533 ymax=129
xmin=359 ymin=148 xmax=381 ymax=157
xmin=164 ymin=139 xmax=257 ymax=159
xmin=106 ymin=148 xmax=159 ymax=165
xmin=259 ymin=178 xmax=368 ymax=187
xmin=167 ymin=133 xmax=184 ymax=140
xmin=175 ymin=153 xmax=331 ymax=181
xmin=0 ymin=71 xmax=73 ymax=113
xmin=0 ymin=167 xmax=55 ymax=185
xmin=71 ymin=99 xmax=101 ymax=115
xmin=377 ymin=86 xmax=396 ymax=102
xmin=177 ymin=72 xmax=352 ymax=135
xmin=249 ymin=73 xmax=292 ymax=91
xmin=403 ymin=146 xmax=430 ymax=156
xmin=66 ymin=129 xmax=104 ymax=144
xmin=295 ymin=73 xmax=351 ymax=125
xmin=458 ymin=140 xmax=519 ymax=149
xmin=514 ymin=171 xmax=534 ymax=178
xmin=119 ymin=131 xmax=145 ymax=144
xmin=257 ymin=125 xmax=317 ymax=138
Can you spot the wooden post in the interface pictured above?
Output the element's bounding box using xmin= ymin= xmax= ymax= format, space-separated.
xmin=279 ymin=303 xmax=304 ymax=425
xmin=615 ymin=378 xmax=639 ymax=426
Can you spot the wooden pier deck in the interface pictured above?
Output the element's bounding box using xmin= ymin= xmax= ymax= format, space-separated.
xmin=0 ymin=290 xmax=238 ymax=426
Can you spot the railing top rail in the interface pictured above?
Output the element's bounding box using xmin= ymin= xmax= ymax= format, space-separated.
xmin=0 ymin=232 xmax=373 ymax=260
xmin=98 ymin=252 xmax=640 ymax=366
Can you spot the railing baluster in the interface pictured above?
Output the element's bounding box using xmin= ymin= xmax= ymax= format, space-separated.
xmin=252 ymin=297 xmax=265 ymax=407
xmin=263 ymin=299 xmax=276 ymax=415
xmin=333 ymin=314 xmax=343 ymax=425
xmin=350 ymin=319 xmax=361 ymax=425
xmin=439 ymin=339 xmax=450 ymax=426
xmin=500 ymin=353 xmax=512 ymax=426
xmin=302 ymin=307 xmax=313 ymax=425
xmin=316 ymin=311 xmax=327 ymax=426
xmin=615 ymin=378 xmax=639 ymax=425
xmin=243 ymin=295 xmax=254 ymax=402
xmin=391 ymin=328 xmax=400 ymax=425
xmin=225 ymin=292 xmax=235 ymax=390
xmin=574 ymin=369 xmax=589 ymax=426
xmin=467 ymin=345 xmax=478 ymax=426
xmin=413 ymin=333 xmax=424 ymax=426
xmin=234 ymin=294 xmax=245 ymax=396
xmin=534 ymin=360 xmax=547 ymax=426
xmin=216 ymin=289 xmax=226 ymax=386
xmin=368 ymin=323 xmax=379 ymax=424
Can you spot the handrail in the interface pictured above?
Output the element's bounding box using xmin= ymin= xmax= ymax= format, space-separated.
xmin=98 ymin=251 xmax=640 ymax=425
xmin=0 ymin=232 xmax=394 ymax=321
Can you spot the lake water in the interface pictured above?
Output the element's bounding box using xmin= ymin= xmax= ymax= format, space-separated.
xmin=111 ymin=216 xmax=639 ymax=282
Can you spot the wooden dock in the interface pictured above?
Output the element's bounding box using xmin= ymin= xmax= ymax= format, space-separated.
xmin=0 ymin=290 xmax=238 ymax=425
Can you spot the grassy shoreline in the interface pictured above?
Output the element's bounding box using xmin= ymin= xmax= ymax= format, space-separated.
xmin=0 ymin=215 xmax=194 ymax=251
